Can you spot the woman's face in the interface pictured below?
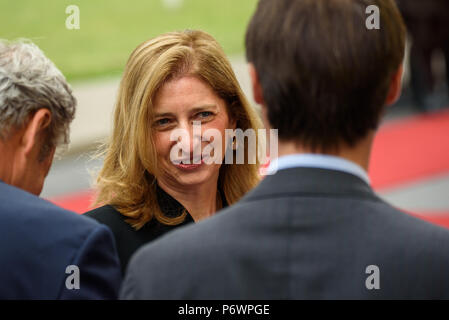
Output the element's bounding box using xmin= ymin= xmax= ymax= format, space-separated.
xmin=152 ymin=76 xmax=235 ymax=190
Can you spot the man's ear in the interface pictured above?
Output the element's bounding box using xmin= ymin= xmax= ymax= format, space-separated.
xmin=21 ymin=108 xmax=52 ymax=156
xmin=385 ymin=65 xmax=404 ymax=106
xmin=248 ymin=63 xmax=265 ymax=106
xmin=249 ymin=63 xmax=272 ymax=130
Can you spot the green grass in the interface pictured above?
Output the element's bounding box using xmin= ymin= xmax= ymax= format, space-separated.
xmin=0 ymin=0 xmax=258 ymax=81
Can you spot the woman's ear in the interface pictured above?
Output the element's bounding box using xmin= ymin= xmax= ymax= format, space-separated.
xmin=385 ymin=64 xmax=404 ymax=106
xmin=248 ymin=63 xmax=265 ymax=106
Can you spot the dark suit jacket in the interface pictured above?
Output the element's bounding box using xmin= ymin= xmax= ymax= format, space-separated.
xmin=84 ymin=203 xmax=194 ymax=275
xmin=85 ymin=185 xmax=228 ymax=274
xmin=121 ymin=168 xmax=449 ymax=299
xmin=0 ymin=180 xmax=122 ymax=299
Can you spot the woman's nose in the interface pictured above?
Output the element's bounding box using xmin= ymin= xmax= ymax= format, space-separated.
xmin=176 ymin=121 xmax=202 ymax=156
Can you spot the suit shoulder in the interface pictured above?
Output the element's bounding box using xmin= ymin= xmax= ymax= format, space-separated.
xmin=0 ymin=183 xmax=117 ymax=298
xmin=378 ymin=201 xmax=449 ymax=239
xmin=0 ymin=181 xmax=99 ymax=230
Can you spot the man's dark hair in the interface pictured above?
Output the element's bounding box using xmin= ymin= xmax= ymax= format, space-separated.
xmin=246 ymin=0 xmax=406 ymax=151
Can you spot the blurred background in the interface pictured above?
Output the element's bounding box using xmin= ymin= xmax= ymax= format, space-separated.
xmin=1 ymin=0 xmax=448 ymax=227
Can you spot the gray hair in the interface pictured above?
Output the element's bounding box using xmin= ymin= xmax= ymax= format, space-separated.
xmin=0 ymin=39 xmax=76 ymax=154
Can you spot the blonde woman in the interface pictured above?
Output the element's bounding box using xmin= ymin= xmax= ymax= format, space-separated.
xmin=84 ymin=30 xmax=262 ymax=274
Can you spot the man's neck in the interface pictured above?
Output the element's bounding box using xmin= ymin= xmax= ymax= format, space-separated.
xmin=0 ymin=143 xmax=14 ymax=185
xmin=276 ymin=132 xmax=375 ymax=172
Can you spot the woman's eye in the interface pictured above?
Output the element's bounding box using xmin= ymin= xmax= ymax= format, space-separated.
xmin=197 ymin=111 xmax=213 ymax=118
xmin=156 ymin=118 xmax=170 ymax=126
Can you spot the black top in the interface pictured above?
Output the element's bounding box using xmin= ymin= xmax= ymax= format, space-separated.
xmin=84 ymin=185 xmax=226 ymax=274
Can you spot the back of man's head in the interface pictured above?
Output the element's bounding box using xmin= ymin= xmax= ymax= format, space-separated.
xmin=0 ymin=40 xmax=76 ymax=195
xmin=246 ymin=0 xmax=406 ymax=152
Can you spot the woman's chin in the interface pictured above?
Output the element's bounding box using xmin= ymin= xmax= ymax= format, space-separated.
xmin=172 ymin=164 xmax=218 ymax=187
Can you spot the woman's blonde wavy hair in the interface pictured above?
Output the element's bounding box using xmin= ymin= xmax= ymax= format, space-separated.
xmin=95 ymin=30 xmax=263 ymax=230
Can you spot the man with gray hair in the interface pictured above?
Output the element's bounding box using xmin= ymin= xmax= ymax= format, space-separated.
xmin=0 ymin=40 xmax=122 ymax=299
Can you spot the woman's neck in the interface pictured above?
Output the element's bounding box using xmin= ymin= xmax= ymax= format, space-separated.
xmin=157 ymin=177 xmax=220 ymax=222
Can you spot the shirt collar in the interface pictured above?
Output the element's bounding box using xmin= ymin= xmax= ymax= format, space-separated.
xmin=267 ymin=153 xmax=370 ymax=185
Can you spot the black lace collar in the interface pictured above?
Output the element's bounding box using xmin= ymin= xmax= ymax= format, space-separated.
xmin=155 ymin=183 xmax=228 ymax=220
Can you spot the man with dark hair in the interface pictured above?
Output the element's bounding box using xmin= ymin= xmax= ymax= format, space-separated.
xmin=121 ymin=0 xmax=449 ymax=299
xmin=0 ymin=40 xmax=122 ymax=299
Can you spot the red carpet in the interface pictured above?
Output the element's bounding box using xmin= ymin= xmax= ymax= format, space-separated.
xmin=51 ymin=190 xmax=96 ymax=214
xmin=408 ymin=212 xmax=449 ymax=229
xmin=50 ymin=109 xmax=449 ymax=229
xmin=370 ymin=109 xmax=449 ymax=190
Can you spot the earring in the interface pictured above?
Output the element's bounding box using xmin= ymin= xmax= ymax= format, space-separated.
xmin=232 ymin=136 xmax=237 ymax=150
